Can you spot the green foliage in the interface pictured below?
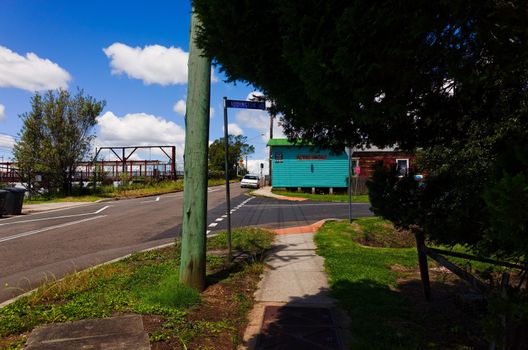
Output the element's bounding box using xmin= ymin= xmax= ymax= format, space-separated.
xmin=207 ymin=169 xmax=224 ymax=180
xmin=13 ymin=89 xmax=105 ymax=195
xmin=89 ymin=165 xmax=111 ymax=187
xmin=194 ymin=1 xmax=527 ymax=150
xmin=208 ymin=135 xmax=254 ymax=177
xmin=368 ymin=121 xmax=528 ymax=260
xmin=196 ymin=0 xmax=528 ymax=262
xmin=482 ymin=173 xmax=528 ymax=260
xmin=135 ymin=273 xmax=201 ymax=309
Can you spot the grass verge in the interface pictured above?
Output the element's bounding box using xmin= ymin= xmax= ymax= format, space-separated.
xmin=315 ymin=218 xmax=486 ymax=349
xmin=0 ymin=227 xmax=274 ymax=349
xmin=271 ymin=189 xmax=369 ymax=202
xmin=24 ymin=178 xmax=237 ymax=204
xmin=208 ymin=227 xmax=275 ymax=260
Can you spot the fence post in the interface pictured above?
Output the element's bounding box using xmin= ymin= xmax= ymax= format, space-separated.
xmin=415 ymin=231 xmax=431 ymax=301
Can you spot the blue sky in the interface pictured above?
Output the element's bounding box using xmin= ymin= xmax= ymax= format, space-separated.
xmin=0 ymin=0 xmax=281 ymax=173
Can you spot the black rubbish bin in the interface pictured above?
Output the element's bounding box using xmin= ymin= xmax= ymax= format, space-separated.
xmin=0 ymin=189 xmax=7 ymax=217
xmin=4 ymin=187 xmax=26 ymax=215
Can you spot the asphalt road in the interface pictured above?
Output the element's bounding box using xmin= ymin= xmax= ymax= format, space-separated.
xmin=0 ymin=185 xmax=371 ymax=303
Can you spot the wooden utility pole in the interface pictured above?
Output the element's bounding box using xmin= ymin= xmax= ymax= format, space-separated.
xmin=179 ymin=8 xmax=211 ymax=291
xmin=268 ymin=113 xmax=274 ymax=186
xmin=223 ymin=97 xmax=232 ymax=262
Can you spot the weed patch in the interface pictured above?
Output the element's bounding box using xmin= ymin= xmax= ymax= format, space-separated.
xmin=208 ymin=227 xmax=274 ymax=260
xmin=1 ymin=230 xmax=269 ymax=349
xmin=349 ymin=217 xmax=415 ymax=248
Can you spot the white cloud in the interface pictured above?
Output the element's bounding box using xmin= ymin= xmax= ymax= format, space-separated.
xmin=247 ymin=158 xmax=269 ymax=176
xmin=173 ymin=99 xmax=187 ymax=115
xmin=96 ymin=112 xmax=186 ymax=164
xmin=223 ymin=123 xmax=244 ymax=136
xmin=0 ymin=45 xmax=71 ymax=91
xmin=173 ymin=99 xmax=215 ymax=118
xmin=235 ymin=110 xmax=284 ymax=143
xmin=247 ymin=91 xmax=264 ymax=101
xmin=0 ymin=104 xmax=5 ymax=120
xmin=0 ymin=134 xmax=15 ymax=149
xmin=103 ymin=43 xmax=218 ymax=86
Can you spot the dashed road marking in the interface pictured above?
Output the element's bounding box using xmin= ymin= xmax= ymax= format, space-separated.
xmin=206 ymin=197 xmax=254 ymax=236
xmin=141 ymin=196 xmax=160 ymax=203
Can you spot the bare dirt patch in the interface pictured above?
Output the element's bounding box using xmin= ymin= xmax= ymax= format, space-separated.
xmin=396 ymin=266 xmax=488 ymax=349
xmin=144 ymin=262 xmax=263 ymax=350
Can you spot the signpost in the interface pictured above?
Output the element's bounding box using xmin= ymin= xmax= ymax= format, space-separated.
xmin=223 ymin=97 xmax=267 ymax=262
xmin=225 ymin=99 xmax=266 ymax=110
xmin=346 ymin=146 xmax=353 ymax=223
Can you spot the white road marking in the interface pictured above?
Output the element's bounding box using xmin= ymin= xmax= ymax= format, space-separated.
xmin=205 ymin=196 xmax=254 ymax=233
xmin=0 ymin=203 xmax=96 ymax=220
xmin=141 ymin=196 xmax=161 ymax=203
xmin=0 ymin=215 xmax=107 ymax=244
xmin=94 ymin=205 xmax=111 ymax=214
xmin=0 ymin=206 xmax=111 ymax=226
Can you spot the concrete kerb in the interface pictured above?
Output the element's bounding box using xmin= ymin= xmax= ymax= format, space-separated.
xmin=250 ymin=186 xmax=308 ymax=202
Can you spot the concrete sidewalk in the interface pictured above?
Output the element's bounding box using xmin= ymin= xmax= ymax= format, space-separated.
xmin=251 ymin=186 xmax=307 ymax=201
xmin=241 ymin=233 xmax=350 ymax=350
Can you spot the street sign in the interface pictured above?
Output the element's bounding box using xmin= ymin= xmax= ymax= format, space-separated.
xmin=226 ymin=99 xmax=266 ymax=110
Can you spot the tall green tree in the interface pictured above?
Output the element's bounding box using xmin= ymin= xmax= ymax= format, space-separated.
xmin=208 ymin=135 xmax=254 ymax=176
xmin=194 ymin=0 xmax=526 ymax=149
xmin=13 ymin=89 xmax=105 ymax=195
xmin=194 ymin=1 xmax=528 ymax=254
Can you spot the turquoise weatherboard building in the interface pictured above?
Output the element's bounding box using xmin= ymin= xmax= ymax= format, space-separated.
xmin=267 ymin=139 xmax=348 ymax=189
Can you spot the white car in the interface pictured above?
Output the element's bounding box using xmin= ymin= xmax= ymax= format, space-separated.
xmin=241 ymin=175 xmax=260 ymax=189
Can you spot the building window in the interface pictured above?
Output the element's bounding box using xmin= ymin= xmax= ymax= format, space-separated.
xmin=396 ymin=159 xmax=409 ymax=176
xmin=275 ymin=152 xmax=283 ymax=163
xmin=351 ymin=158 xmax=360 ymax=176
